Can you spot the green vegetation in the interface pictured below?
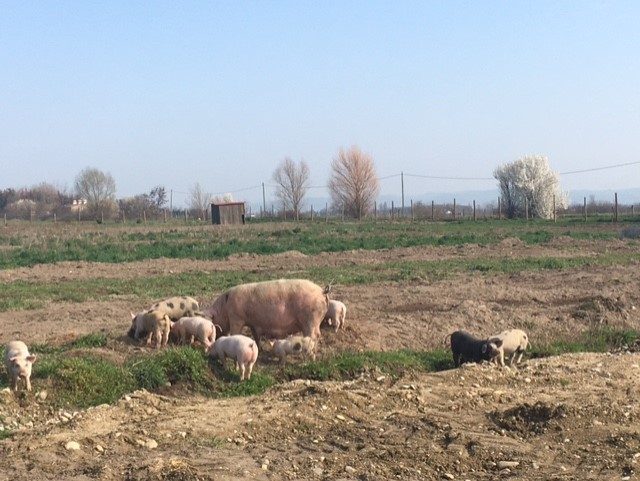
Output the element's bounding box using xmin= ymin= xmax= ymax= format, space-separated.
xmin=1 ymin=328 xmax=636 ymax=410
xmin=3 ymin=251 xmax=640 ymax=312
xmin=529 ymin=327 xmax=639 ymax=358
xmin=0 ymin=218 xmax=626 ymax=269
xmin=0 ymin=430 xmax=12 ymax=441
xmin=129 ymin=347 xmax=214 ymax=392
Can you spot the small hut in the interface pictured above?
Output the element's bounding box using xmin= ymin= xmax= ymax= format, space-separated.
xmin=211 ymin=201 xmax=245 ymax=225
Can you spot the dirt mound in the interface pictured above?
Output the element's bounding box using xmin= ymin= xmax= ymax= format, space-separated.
xmin=490 ymin=401 xmax=569 ymax=436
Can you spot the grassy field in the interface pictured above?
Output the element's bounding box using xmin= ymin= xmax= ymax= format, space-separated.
xmin=0 ymin=217 xmax=634 ymax=269
xmin=2 ymin=251 xmax=640 ymax=312
xmin=1 ymin=218 xmax=639 ymax=411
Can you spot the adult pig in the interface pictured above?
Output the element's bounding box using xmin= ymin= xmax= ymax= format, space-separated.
xmin=203 ymin=279 xmax=329 ymax=340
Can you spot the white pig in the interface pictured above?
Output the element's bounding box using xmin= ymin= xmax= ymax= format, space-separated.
xmin=488 ymin=329 xmax=530 ymax=366
xmin=4 ymin=341 xmax=37 ymax=392
xmin=210 ymin=335 xmax=258 ymax=381
xmin=171 ymin=316 xmax=217 ymax=351
xmin=270 ymin=336 xmax=316 ymax=364
xmin=323 ymin=300 xmax=347 ymax=332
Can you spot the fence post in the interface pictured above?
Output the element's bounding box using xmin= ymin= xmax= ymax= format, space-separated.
xmin=374 ymin=201 xmax=377 ymax=220
xmin=311 ymin=205 xmax=314 ymax=221
xmin=101 ymin=210 xmax=104 ymax=224
xmin=54 ymin=213 xmax=57 ymax=223
xmin=185 ymin=210 xmax=188 ymax=222
xmin=583 ymin=197 xmax=587 ymax=222
xmin=391 ymin=201 xmax=394 ymax=220
xmin=614 ymin=192 xmax=619 ymax=222
xmin=453 ymin=198 xmax=456 ymax=219
xmin=525 ymin=197 xmax=529 ymax=220
xmin=431 ymin=200 xmax=434 ymax=221
xmin=633 ymin=205 xmax=635 ymax=216
xmin=271 ymin=204 xmax=275 ymax=218
xmin=411 ymin=199 xmax=414 ymax=221
xmin=325 ymin=203 xmax=328 ymax=223
xmin=143 ymin=210 xmax=146 ymax=224
xmin=473 ymin=200 xmax=476 ymax=221
xmin=4 ymin=213 xmax=7 ymax=226
xmin=341 ymin=205 xmax=345 ymax=221
xmin=553 ymin=195 xmax=556 ymax=223
xmin=164 ymin=209 xmax=167 ymax=222
xmin=78 ymin=206 xmax=81 ymax=222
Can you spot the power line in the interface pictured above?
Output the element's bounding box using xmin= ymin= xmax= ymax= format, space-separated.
xmin=404 ymin=173 xmax=493 ymax=181
xmin=559 ymin=160 xmax=640 ymax=175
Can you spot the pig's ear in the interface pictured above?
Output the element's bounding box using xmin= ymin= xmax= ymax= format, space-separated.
xmin=27 ymin=355 xmax=36 ymax=363
xmin=481 ymin=344 xmax=488 ymax=353
xmin=494 ymin=339 xmax=503 ymax=348
xmin=9 ymin=356 xmax=18 ymax=363
xmin=267 ymin=340 xmax=275 ymax=348
xmin=130 ymin=312 xmax=136 ymax=320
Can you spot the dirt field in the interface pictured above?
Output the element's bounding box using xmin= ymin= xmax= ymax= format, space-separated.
xmin=2 ymin=236 xmax=640 ymax=480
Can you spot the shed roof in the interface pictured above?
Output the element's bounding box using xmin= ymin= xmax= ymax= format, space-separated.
xmin=211 ymin=201 xmax=245 ymax=207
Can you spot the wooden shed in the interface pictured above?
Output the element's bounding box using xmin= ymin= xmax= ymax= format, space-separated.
xmin=211 ymin=201 xmax=246 ymax=225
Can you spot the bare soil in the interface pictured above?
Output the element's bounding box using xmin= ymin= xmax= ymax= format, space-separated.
xmin=2 ymin=240 xmax=640 ymax=480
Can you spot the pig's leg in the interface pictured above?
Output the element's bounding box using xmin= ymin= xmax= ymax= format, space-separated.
xmin=247 ymin=362 xmax=254 ymax=380
xmin=11 ymin=376 xmax=18 ymax=392
xmin=25 ymin=375 xmax=32 ymax=391
xmin=239 ymin=363 xmax=246 ymax=381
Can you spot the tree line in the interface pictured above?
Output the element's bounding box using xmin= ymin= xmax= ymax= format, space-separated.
xmin=1 ymin=148 xmax=569 ymax=221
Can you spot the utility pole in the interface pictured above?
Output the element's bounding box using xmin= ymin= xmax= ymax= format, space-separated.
xmin=401 ymin=171 xmax=405 ymax=217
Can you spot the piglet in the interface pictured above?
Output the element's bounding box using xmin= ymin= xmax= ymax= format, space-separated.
xmin=271 ymin=335 xmax=316 ymax=363
xmin=210 ymin=335 xmax=258 ymax=380
xmin=171 ymin=316 xmax=217 ymax=351
xmin=323 ymin=300 xmax=347 ymax=332
xmin=4 ymin=341 xmax=37 ymax=392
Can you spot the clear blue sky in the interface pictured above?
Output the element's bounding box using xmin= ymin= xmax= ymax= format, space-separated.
xmin=1 ymin=1 xmax=639 ymax=205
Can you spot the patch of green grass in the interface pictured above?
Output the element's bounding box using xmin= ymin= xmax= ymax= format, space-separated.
xmin=0 ymin=430 xmax=13 ymax=441
xmin=215 ymin=371 xmax=276 ymax=397
xmin=282 ymin=349 xmax=453 ymax=381
xmin=530 ymin=327 xmax=640 ymax=358
xmin=68 ymin=333 xmax=108 ymax=349
xmin=34 ymin=355 xmax=135 ymax=408
xmin=128 ymin=347 xmax=214 ymax=391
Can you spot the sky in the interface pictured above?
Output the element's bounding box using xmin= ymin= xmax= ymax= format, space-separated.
xmin=1 ymin=1 xmax=639 ymax=206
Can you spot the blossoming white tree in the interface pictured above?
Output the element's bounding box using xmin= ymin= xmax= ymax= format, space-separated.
xmin=494 ymin=155 xmax=567 ymax=219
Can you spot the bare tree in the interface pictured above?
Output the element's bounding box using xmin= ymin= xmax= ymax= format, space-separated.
xmin=189 ymin=182 xmax=212 ymax=220
xmin=494 ymin=155 xmax=567 ymax=219
xmin=272 ymin=157 xmax=310 ymax=221
xmin=74 ymin=167 xmax=117 ymax=218
xmin=328 ymin=146 xmax=380 ymax=219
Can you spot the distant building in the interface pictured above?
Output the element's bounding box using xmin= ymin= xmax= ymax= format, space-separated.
xmin=211 ymin=201 xmax=246 ymax=225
